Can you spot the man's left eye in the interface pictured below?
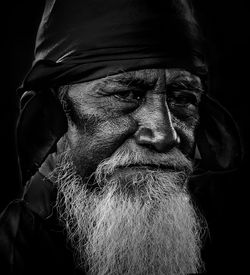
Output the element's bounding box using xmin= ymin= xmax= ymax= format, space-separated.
xmin=167 ymin=91 xmax=199 ymax=108
xmin=114 ymin=90 xmax=144 ymax=103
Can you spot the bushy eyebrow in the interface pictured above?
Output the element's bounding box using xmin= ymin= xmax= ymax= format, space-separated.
xmin=169 ymin=77 xmax=204 ymax=94
xmin=104 ymin=73 xmax=156 ymax=89
xmin=100 ymin=70 xmax=204 ymax=92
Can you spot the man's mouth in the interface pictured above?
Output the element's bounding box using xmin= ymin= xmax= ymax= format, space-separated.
xmin=116 ymin=164 xmax=178 ymax=172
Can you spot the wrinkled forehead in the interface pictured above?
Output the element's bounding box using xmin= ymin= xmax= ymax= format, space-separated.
xmin=68 ymin=68 xmax=203 ymax=93
xmin=105 ymin=68 xmax=202 ymax=84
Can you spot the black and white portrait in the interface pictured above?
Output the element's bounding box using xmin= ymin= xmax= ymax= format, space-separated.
xmin=1 ymin=1 xmax=249 ymax=274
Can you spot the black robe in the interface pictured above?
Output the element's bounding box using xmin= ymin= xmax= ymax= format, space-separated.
xmin=0 ymin=172 xmax=82 ymax=275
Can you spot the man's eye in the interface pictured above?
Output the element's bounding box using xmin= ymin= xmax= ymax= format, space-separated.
xmin=114 ymin=90 xmax=144 ymax=102
xmin=167 ymin=91 xmax=199 ymax=108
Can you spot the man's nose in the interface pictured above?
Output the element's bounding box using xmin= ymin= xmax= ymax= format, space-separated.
xmin=134 ymin=96 xmax=180 ymax=153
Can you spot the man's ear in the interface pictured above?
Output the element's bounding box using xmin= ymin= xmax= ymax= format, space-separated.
xmin=16 ymin=89 xmax=68 ymax=184
xmin=196 ymin=94 xmax=243 ymax=171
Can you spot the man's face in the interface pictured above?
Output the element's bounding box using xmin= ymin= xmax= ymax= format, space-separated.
xmin=55 ymin=68 xmax=204 ymax=275
xmin=64 ymin=68 xmax=203 ymax=181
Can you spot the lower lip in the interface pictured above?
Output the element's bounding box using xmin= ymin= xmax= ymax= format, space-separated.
xmin=116 ymin=165 xmax=175 ymax=172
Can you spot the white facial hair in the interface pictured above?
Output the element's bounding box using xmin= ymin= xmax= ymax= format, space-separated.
xmin=53 ymin=145 xmax=205 ymax=275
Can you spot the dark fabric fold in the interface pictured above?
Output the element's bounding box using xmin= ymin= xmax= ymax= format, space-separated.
xmin=19 ymin=0 xmax=206 ymax=93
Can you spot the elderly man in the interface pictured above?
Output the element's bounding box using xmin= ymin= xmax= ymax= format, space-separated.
xmin=0 ymin=0 xmax=242 ymax=274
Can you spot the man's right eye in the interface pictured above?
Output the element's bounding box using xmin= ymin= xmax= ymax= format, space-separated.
xmin=114 ymin=90 xmax=144 ymax=103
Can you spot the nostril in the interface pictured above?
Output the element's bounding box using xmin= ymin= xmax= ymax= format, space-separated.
xmin=135 ymin=128 xmax=154 ymax=144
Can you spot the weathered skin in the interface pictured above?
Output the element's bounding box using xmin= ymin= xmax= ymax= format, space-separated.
xmin=62 ymin=68 xmax=203 ymax=179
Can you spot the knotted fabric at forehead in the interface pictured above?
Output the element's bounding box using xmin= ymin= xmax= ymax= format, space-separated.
xmin=20 ymin=0 xmax=207 ymax=92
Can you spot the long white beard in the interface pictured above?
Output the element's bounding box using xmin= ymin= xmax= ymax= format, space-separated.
xmin=54 ymin=145 xmax=205 ymax=275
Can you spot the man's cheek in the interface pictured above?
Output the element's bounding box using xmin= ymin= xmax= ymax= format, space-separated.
xmin=171 ymin=114 xmax=198 ymax=156
xmin=88 ymin=118 xmax=137 ymax=161
xmin=71 ymin=117 xmax=137 ymax=177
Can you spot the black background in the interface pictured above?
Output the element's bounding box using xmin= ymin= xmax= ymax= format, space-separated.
xmin=1 ymin=0 xmax=249 ymax=273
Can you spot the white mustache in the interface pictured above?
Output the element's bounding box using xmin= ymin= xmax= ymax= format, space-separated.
xmin=95 ymin=140 xmax=193 ymax=181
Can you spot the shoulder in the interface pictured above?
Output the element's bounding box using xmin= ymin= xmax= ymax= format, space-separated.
xmin=0 ymin=199 xmax=36 ymax=251
xmin=0 ymin=180 xmax=77 ymax=274
xmin=0 ymin=199 xmax=38 ymax=274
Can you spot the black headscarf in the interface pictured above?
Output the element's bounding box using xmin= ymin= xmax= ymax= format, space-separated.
xmin=20 ymin=0 xmax=207 ymax=92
